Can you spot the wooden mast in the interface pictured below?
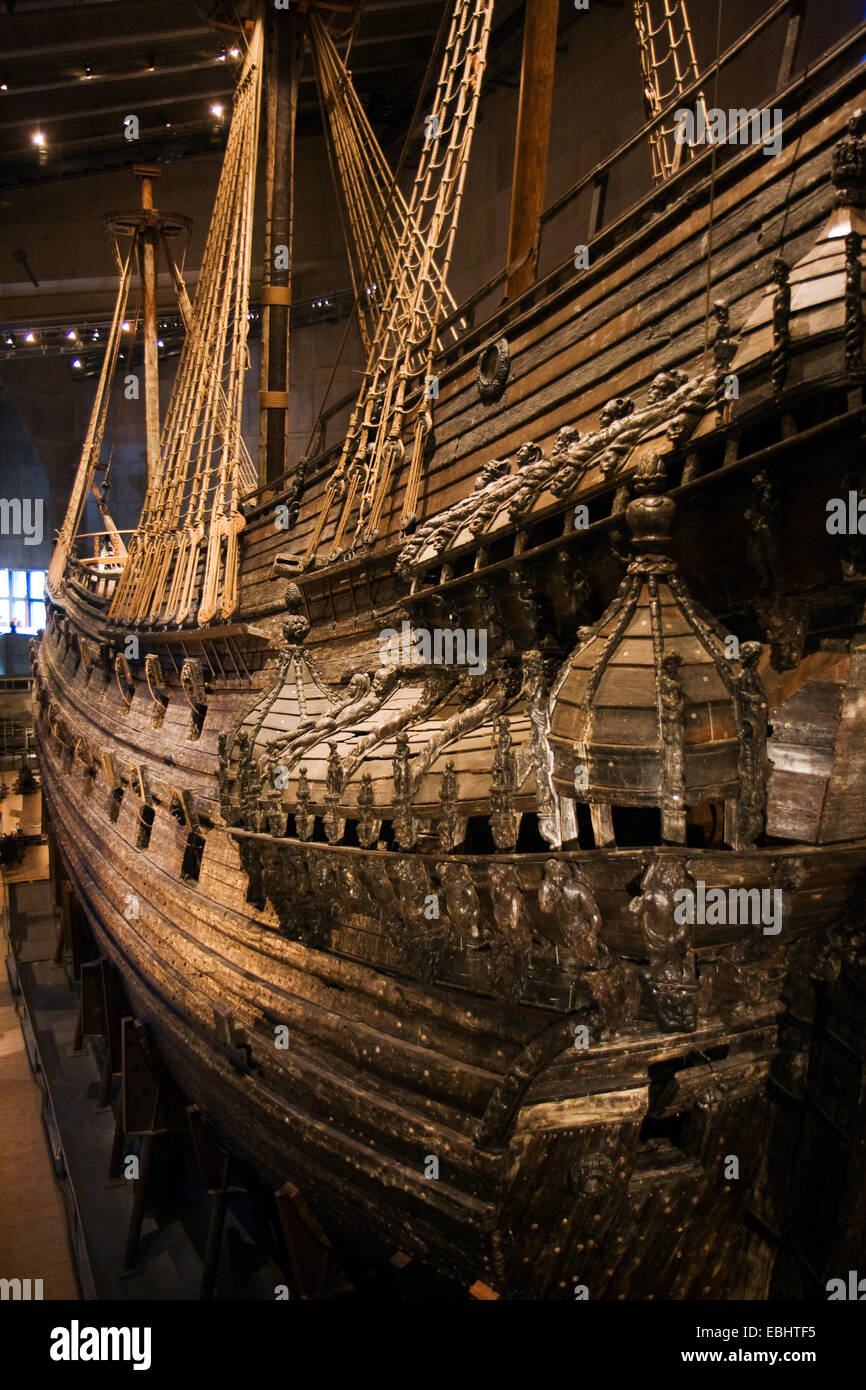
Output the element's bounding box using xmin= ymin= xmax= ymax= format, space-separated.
xmin=134 ymin=164 xmax=162 ymax=492
xmin=260 ymin=4 xmax=306 ymax=485
xmin=504 ymin=0 xmax=560 ymax=300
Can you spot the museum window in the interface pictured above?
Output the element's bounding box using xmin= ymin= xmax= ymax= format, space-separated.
xmin=0 ymin=569 xmax=47 ymax=633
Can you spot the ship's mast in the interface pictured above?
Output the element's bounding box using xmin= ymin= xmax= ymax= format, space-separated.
xmin=260 ymin=5 xmax=306 ymax=485
xmin=505 ymin=0 xmax=560 ymax=300
xmin=135 ymin=164 xmax=162 ymax=493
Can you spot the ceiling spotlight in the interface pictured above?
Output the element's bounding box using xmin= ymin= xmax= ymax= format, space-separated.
xmin=229 ymin=46 xmax=240 ymax=59
xmin=92 ymin=329 xmax=99 ymax=341
xmin=217 ymin=46 xmax=227 ymax=62
xmin=163 ymin=116 xmax=172 ymax=129
xmin=31 ymin=130 xmax=46 ymax=148
xmin=84 ymin=64 xmax=93 ymax=80
xmin=66 ymin=329 xmax=77 ymax=340
xmin=71 ymin=358 xmax=82 ymax=369
xmin=157 ymin=339 xmax=164 ymax=348
xmin=121 ymin=321 xmax=130 ymax=332
xmin=0 ymin=82 xmax=8 ymax=93
xmin=147 ymin=51 xmax=156 ymax=71
xmin=210 ymin=103 xmax=224 ymax=118
xmin=5 ymin=336 xmax=13 ymax=346
xmin=24 ymin=331 xmax=36 ymax=343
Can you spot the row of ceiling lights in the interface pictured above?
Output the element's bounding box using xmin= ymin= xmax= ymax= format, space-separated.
xmin=0 ymin=43 xmax=241 ymax=94
xmin=27 ymin=100 xmax=228 ymax=150
xmin=3 ymin=320 xmax=181 ymax=351
xmin=3 ymin=315 xmax=250 ymax=344
xmin=2 ymin=313 xmax=263 ymax=369
xmin=1 ymin=297 xmax=349 ymax=372
xmin=3 ymin=297 xmax=347 ymax=350
xmin=4 ymin=43 xmax=239 ymax=149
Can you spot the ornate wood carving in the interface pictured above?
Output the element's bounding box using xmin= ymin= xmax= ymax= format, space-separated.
xmin=436 ymin=860 xmax=481 ymax=943
xmin=357 ymin=854 xmax=403 ymax=939
xmin=744 ymin=470 xmax=807 ymax=670
xmin=262 ymin=665 xmax=398 ymax=783
xmin=771 ymin=257 xmax=791 ymax=393
xmin=745 ymin=470 xmax=780 ymax=600
xmin=569 ymin=1153 xmax=616 ymax=1198
xmin=537 ymin=859 xmax=602 ymax=968
xmin=489 ymin=717 xmax=521 ymax=851
xmin=474 ymin=1012 xmax=594 ymax=1150
xmin=294 ymin=766 xmax=315 ymax=841
xmin=476 ymin=337 xmax=511 ymax=403
xmin=392 ymin=732 xmax=418 ymax=849
xmin=734 ymin=640 xmax=770 ymax=848
xmin=813 ymin=870 xmax=866 ymax=980
xmin=712 ymin=299 xmax=736 ymax=372
xmin=389 ymin=856 xmax=442 ymax=981
xmin=844 ymin=230 xmax=864 ymax=378
xmin=584 ymin=957 xmax=641 ymax=1037
xmin=520 ymin=649 xmax=560 ymax=848
xmin=341 ymin=672 xmax=455 ymax=785
xmin=436 ymin=760 xmax=465 ymax=852
xmin=486 ymin=862 xmax=532 ymax=1000
xmin=323 ymin=742 xmax=345 ymax=844
xmin=356 ymin=772 xmax=381 ymax=848
xmin=506 ymin=567 xmax=545 ymax=647
xmin=71 ymin=735 xmax=97 ymax=796
xmin=754 ymin=595 xmax=806 ymax=672
xmin=258 ymin=844 xmax=332 ymax=950
xmin=832 ymin=108 xmax=866 ymax=211
xmin=630 ymin=856 xmax=697 ymax=1032
xmin=388 ymin=367 xmax=718 ymax=543
xmin=659 ymin=649 xmax=686 ymax=843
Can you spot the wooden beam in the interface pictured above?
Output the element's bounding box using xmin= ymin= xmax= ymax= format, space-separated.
xmin=135 ymin=166 xmax=161 ymax=495
xmin=261 ymin=6 xmax=305 ymax=485
xmin=504 ymin=0 xmax=560 ymax=300
xmin=777 ymin=0 xmax=806 ymax=88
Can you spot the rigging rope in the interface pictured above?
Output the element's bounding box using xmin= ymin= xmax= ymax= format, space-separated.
xmin=48 ymin=241 xmax=135 ymax=592
xmin=309 ymin=10 xmax=460 ymax=359
xmin=299 ymin=0 xmax=457 ymax=466
xmin=303 ymin=0 xmax=495 ymax=569
xmin=633 ymin=0 xmax=706 ymax=184
xmin=110 ymin=15 xmax=264 ymax=628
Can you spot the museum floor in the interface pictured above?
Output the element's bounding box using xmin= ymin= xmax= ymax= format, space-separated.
xmin=0 ymin=777 xmax=293 ymax=1301
xmin=0 ymin=822 xmax=78 ymax=1301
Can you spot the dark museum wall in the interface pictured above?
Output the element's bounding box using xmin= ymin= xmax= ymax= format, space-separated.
xmin=0 ymin=383 xmax=52 ymax=568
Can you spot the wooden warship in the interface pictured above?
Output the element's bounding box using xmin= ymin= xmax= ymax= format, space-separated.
xmin=33 ymin=0 xmax=866 ymax=1297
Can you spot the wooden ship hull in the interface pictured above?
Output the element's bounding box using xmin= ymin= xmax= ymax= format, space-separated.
xmin=34 ymin=3 xmax=866 ymax=1298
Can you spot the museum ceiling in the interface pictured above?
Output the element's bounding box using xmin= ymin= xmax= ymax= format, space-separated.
xmin=0 ymin=0 xmax=547 ymax=190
